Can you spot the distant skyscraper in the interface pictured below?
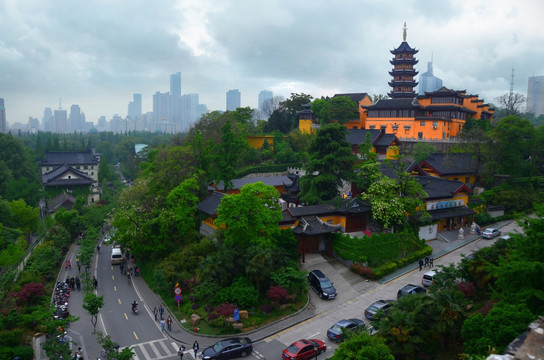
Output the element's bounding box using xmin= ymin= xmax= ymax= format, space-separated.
xmin=226 ymin=89 xmax=241 ymax=111
xmin=170 ymin=72 xmax=182 ymax=125
xmin=153 ymin=91 xmax=170 ymax=124
xmin=418 ymin=61 xmax=443 ymax=95
xmin=43 ymin=107 xmax=54 ymax=132
xmin=0 ymin=98 xmax=6 ymax=133
xmin=128 ymin=93 xmax=142 ymax=120
xmin=526 ymin=75 xmax=544 ymax=117
xmin=181 ymin=93 xmax=201 ymax=131
xmin=69 ymin=104 xmax=82 ymax=132
xmin=28 ymin=117 xmax=39 ymax=132
xmin=258 ymin=90 xmax=273 ymax=110
xmin=54 ymin=109 xmax=68 ymax=133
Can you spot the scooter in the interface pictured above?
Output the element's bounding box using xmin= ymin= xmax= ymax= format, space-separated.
xmin=131 ymin=302 xmax=138 ymax=314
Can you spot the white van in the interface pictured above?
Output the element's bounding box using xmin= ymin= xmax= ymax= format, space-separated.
xmin=422 ymin=270 xmax=436 ymax=287
xmin=111 ymin=248 xmax=123 ymax=265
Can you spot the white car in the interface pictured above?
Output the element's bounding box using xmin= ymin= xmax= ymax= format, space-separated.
xmin=482 ymin=228 xmax=501 ymax=239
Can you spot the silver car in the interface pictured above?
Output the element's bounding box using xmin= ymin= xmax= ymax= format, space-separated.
xmin=482 ymin=228 xmax=501 ymax=239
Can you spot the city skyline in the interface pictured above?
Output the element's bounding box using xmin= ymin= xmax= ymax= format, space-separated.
xmin=1 ymin=1 xmax=543 ymax=127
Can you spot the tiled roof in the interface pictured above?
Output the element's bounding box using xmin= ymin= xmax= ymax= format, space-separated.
xmin=416 ymin=176 xmax=471 ymax=200
xmin=374 ymin=133 xmax=398 ymax=147
xmin=47 ymin=191 xmax=76 ymax=213
xmin=292 ymin=216 xmax=342 ymax=235
xmin=42 ymin=164 xmax=94 ymax=186
xmin=333 ymin=93 xmax=369 ymax=102
xmin=390 ymin=41 xmax=418 ymax=54
xmin=289 ymin=198 xmax=370 ymax=217
xmin=39 ymin=150 xmax=98 ymax=166
xmin=196 ymin=191 xmax=224 ymax=216
xmin=214 ymin=175 xmax=294 ymax=191
xmin=421 ymin=153 xmax=478 ymax=176
xmin=424 ymin=105 xmax=476 ymax=114
xmin=345 ymin=129 xmax=381 ymax=145
xmin=363 ymin=98 xmax=420 ymax=110
xmin=426 ymin=206 xmax=475 ymax=221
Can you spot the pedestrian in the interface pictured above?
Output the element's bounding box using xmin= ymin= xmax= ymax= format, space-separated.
xmin=178 ymin=344 xmax=185 ymax=359
xmin=424 ymin=255 xmax=429 ymax=267
xmin=96 ymin=244 xmax=100 ymax=253
xmin=193 ymin=341 xmax=199 ymax=358
xmin=70 ymin=277 xmax=75 ymax=290
xmin=77 ymin=263 xmax=81 ymax=273
xmin=430 ymin=256 xmax=434 ymax=267
xmin=65 ymin=261 xmax=69 ymax=270
xmin=153 ymin=307 xmax=158 ymax=321
xmin=159 ymin=305 xmax=164 ymax=320
xmin=418 ymin=259 xmax=423 ymax=271
xmin=160 ymin=318 xmax=166 ymax=332
xmin=135 ymin=267 xmax=140 ymax=277
xmin=120 ymin=263 xmax=124 ymax=274
xmin=76 ymin=277 xmax=81 ymax=291
xmin=130 ymin=268 xmax=134 ymax=277
xmin=93 ymin=276 xmax=98 ymax=289
xmin=167 ymin=315 xmax=172 ymax=331
xmin=75 ymin=347 xmax=83 ymax=359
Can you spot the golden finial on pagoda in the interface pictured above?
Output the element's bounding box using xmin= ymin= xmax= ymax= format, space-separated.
xmin=403 ymin=22 xmax=407 ymax=42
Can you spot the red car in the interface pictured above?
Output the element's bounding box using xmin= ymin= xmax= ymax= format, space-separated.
xmin=282 ymin=339 xmax=326 ymax=360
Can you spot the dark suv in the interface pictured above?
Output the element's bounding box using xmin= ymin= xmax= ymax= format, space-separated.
xmin=308 ymin=269 xmax=337 ymax=299
xmin=397 ymin=284 xmax=427 ymax=299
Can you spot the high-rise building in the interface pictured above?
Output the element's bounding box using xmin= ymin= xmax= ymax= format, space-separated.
xmin=28 ymin=117 xmax=40 ymax=132
xmin=128 ymin=94 xmax=142 ymax=121
xmin=258 ymin=90 xmax=273 ymax=110
xmin=54 ymin=109 xmax=68 ymax=133
xmin=170 ymin=72 xmax=182 ymax=125
xmin=181 ymin=93 xmax=201 ymax=131
xmin=69 ymin=104 xmax=82 ymax=132
xmin=153 ymin=91 xmax=170 ymax=124
xmin=526 ymin=75 xmax=544 ymax=117
xmin=0 ymin=98 xmax=6 ymax=133
xmin=43 ymin=107 xmax=54 ymax=132
xmin=226 ymin=89 xmax=241 ymax=111
xmin=418 ymin=61 xmax=443 ymax=95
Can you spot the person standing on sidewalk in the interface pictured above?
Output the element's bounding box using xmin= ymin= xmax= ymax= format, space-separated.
xmin=166 ymin=315 xmax=172 ymax=331
xmin=160 ymin=318 xmax=166 ymax=332
xmin=430 ymin=256 xmax=434 ymax=267
xmin=419 ymin=259 xmax=424 ymax=271
xmin=193 ymin=341 xmax=199 ymax=358
xmin=178 ymin=344 xmax=185 ymax=359
xmin=159 ymin=305 xmax=164 ymax=320
xmin=75 ymin=277 xmax=81 ymax=291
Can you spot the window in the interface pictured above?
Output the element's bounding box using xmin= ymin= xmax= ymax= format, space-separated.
xmin=465 ymin=177 xmax=470 ymax=183
xmin=420 ymin=121 xmax=425 ymax=126
xmin=418 ymin=132 xmax=423 ymax=139
xmin=369 ymin=125 xmax=375 ymax=129
xmin=327 ymin=219 xmax=333 ymax=225
xmin=68 ymin=175 xmax=71 ymax=179
xmin=91 ymin=172 xmax=94 ymax=176
xmin=84 ymin=165 xmax=88 ymax=169
xmin=433 ymin=121 xmax=438 ymax=129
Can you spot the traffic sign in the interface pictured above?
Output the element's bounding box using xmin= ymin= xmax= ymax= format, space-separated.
xmin=174 ymin=287 xmax=181 ymax=295
xmin=175 ymin=294 xmax=182 ymax=302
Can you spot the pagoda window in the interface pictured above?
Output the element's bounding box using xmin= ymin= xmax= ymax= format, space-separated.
xmin=433 ymin=121 xmax=438 ymax=129
xmin=418 ymin=132 xmax=423 ymax=139
xmin=381 ymin=125 xmax=387 ymax=132
xmin=392 ymin=124 xmax=399 ymax=131
xmin=420 ymin=121 xmax=425 ymax=126
xmin=369 ymin=125 xmax=376 ymax=129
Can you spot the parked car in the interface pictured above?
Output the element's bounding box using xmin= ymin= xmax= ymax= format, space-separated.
xmin=326 ymin=318 xmax=365 ymax=341
xmin=282 ymin=339 xmax=326 ymax=360
xmin=482 ymin=228 xmax=501 ymax=239
xmin=201 ymin=337 xmax=253 ymax=360
xmin=307 ymin=269 xmax=337 ymax=300
xmin=422 ymin=270 xmax=437 ymax=287
xmin=397 ymin=284 xmax=427 ymax=299
xmin=364 ymin=300 xmax=396 ymax=320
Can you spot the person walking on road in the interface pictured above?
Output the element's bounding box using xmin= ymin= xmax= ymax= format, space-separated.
xmin=75 ymin=277 xmax=81 ymax=291
xmin=93 ymin=276 xmax=98 ymax=289
xmin=160 ymin=318 xmax=166 ymax=332
xmin=424 ymin=255 xmax=429 ymax=267
xmin=153 ymin=307 xmax=158 ymax=321
xmin=178 ymin=344 xmax=185 ymax=359
xmin=167 ymin=315 xmax=172 ymax=331
xmin=430 ymin=256 xmax=434 ymax=267
xmin=419 ymin=259 xmax=424 ymax=271
xmin=96 ymin=244 xmax=100 ymax=253
xmin=193 ymin=341 xmax=199 ymax=358
xmin=159 ymin=305 xmax=164 ymax=320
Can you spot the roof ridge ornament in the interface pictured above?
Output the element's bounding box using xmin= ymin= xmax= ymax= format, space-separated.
xmin=403 ymin=22 xmax=407 ymax=42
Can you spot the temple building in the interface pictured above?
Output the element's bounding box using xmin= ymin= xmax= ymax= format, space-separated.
xmin=361 ymin=24 xmax=493 ymax=140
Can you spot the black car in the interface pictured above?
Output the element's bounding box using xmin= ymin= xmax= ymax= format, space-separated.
xmin=307 ymin=269 xmax=337 ymax=299
xmin=327 ymin=318 xmax=365 ymax=341
xmin=364 ymin=300 xmax=396 ymax=320
xmin=397 ymin=284 xmax=427 ymax=299
xmin=201 ymin=337 xmax=253 ymax=360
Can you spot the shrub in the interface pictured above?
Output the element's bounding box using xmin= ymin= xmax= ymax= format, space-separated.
xmin=212 ymin=277 xmax=259 ymax=308
xmin=350 ymin=263 xmax=376 ymax=280
xmin=214 ymin=303 xmax=238 ymax=317
xmin=261 ymin=303 xmax=273 ymax=314
xmin=0 ymin=329 xmax=23 ymax=347
xmin=270 ymin=266 xmax=307 ymax=293
xmin=266 ymin=285 xmax=288 ymax=302
xmin=191 ymin=303 xmax=199 ymax=310
xmin=458 ymin=281 xmax=476 ymax=298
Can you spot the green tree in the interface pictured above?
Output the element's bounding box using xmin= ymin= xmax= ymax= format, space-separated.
xmin=215 ymin=182 xmax=281 ymax=247
xmin=215 ymin=119 xmax=248 ymax=190
xmin=82 ymin=293 xmax=104 ymax=333
xmin=265 ymin=93 xmax=313 ymax=133
xmin=299 ymin=123 xmax=357 ymax=204
xmin=329 ymin=331 xmax=394 ymax=360
xmin=96 ymin=332 xmax=134 ymax=360
xmin=8 ymin=199 xmax=40 ymax=233
xmin=411 ymin=142 xmax=435 ymax=163
xmin=311 ymin=96 xmax=359 ymax=124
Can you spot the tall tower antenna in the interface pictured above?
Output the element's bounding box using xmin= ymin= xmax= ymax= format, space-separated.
xmin=509 ymin=68 xmax=514 ymax=97
xmin=59 ymin=98 xmax=63 ymax=110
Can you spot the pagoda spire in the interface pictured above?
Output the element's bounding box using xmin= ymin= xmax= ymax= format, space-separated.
xmin=388 ymin=23 xmax=419 ymax=98
xmin=403 ymin=22 xmax=407 ymax=42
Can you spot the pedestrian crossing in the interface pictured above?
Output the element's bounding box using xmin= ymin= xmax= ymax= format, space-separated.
xmin=123 ymin=339 xmax=193 ymax=360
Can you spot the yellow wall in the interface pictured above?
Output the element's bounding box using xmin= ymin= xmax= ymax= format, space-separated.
xmin=247 ymin=135 xmax=275 ymax=149
xmin=298 ymin=119 xmax=315 ymax=135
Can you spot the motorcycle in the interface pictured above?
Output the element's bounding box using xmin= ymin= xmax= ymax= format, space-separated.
xmin=131 ymin=302 xmax=138 ymax=314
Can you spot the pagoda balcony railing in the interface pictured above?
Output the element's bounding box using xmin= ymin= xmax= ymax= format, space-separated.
xmin=415 ymin=115 xmax=452 ymax=121
xmin=390 ymin=59 xmax=418 ymax=65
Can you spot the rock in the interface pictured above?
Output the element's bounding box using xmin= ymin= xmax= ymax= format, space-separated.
xmin=225 ymin=317 xmax=235 ymax=323
xmin=232 ymin=323 xmax=243 ymax=329
xmin=239 ymin=310 xmax=249 ymax=320
xmin=190 ymin=314 xmax=200 ymax=325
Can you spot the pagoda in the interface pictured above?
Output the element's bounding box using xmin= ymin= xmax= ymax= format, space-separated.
xmin=388 ymin=23 xmax=419 ymax=98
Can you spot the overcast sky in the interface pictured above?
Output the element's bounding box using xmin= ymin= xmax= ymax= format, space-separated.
xmin=2 ymin=0 xmax=543 ymax=126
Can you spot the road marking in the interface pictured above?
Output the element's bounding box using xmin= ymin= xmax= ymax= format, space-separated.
xmin=114 ymin=286 xmax=117 ymax=292
xmin=112 ymin=275 xmax=115 ymax=280
xmin=264 ymin=309 xmax=331 ymax=341
xmin=124 ymin=313 xmax=128 ymax=320
xmin=118 ymin=298 xmax=122 ymax=304
xmin=133 ymin=331 xmax=138 ymax=340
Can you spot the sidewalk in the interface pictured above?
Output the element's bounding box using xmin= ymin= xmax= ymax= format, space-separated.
xmin=377 ymin=220 xmax=512 ymax=284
